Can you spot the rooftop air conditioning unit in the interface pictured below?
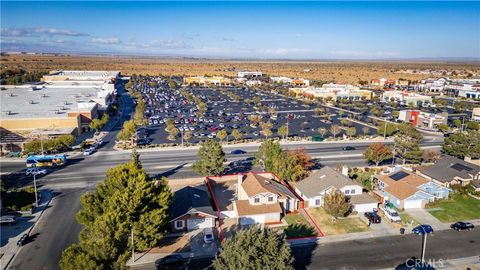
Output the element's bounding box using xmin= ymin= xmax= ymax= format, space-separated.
xmin=28 ymin=100 xmax=34 ymax=104
xmin=3 ymin=111 xmax=12 ymax=115
xmin=42 ymin=94 xmax=48 ymax=98
xmin=54 ymin=110 xmax=60 ymax=114
xmin=9 ymin=93 xmax=14 ymax=97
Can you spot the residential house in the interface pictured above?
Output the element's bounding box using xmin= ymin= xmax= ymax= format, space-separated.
xmin=293 ymin=166 xmax=378 ymax=213
xmin=234 ymin=172 xmax=299 ymax=225
xmin=417 ymin=155 xmax=480 ymax=191
xmin=169 ymin=186 xmax=217 ymax=232
xmin=375 ymin=169 xmax=450 ymax=209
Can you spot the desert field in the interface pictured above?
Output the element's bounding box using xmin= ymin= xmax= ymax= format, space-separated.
xmin=1 ymin=54 xmax=479 ymax=83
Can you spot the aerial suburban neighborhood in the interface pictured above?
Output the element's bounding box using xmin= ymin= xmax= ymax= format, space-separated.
xmin=1 ymin=1 xmax=480 ymax=270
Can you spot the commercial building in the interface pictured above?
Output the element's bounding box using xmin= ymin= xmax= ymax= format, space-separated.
xmin=289 ymin=84 xmax=372 ymax=101
xmin=237 ymin=71 xmax=263 ymax=78
xmin=398 ymin=110 xmax=448 ymax=130
xmin=382 ymin=91 xmax=432 ymax=106
xmin=0 ymin=70 xmax=119 ymax=137
xmin=472 ymin=108 xmax=480 ymax=122
xmin=183 ymin=76 xmax=232 ymax=86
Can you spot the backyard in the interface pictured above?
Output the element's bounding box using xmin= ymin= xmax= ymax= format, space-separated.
xmin=310 ymin=208 xmax=371 ymax=235
xmin=426 ymin=193 xmax=480 ymax=222
xmin=282 ymin=213 xmax=317 ymax=238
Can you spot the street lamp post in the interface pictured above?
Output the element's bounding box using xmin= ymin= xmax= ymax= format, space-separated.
xmin=131 ymin=225 xmax=135 ymax=262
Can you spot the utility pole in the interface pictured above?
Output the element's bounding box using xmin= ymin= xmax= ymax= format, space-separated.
xmin=420 ymin=233 xmax=427 ymax=262
xmin=286 ymin=118 xmax=289 ymax=140
xmin=33 ymin=172 xmax=38 ymax=207
xmin=383 ymin=122 xmax=387 ymax=139
xmin=181 ymin=128 xmax=184 ymax=147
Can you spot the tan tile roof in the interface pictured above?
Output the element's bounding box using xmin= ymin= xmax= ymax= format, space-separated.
xmin=235 ymin=200 xmax=282 ymax=216
xmin=241 ymin=172 xmax=296 ymax=199
xmin=384 ymin=181 xmax=419 ymax=200
xmin=376 ymin=170 xmax=428 ymax=188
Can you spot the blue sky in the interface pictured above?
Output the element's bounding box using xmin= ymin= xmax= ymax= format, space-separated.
xmin=1 ymin=1 xmax=479 ymax=59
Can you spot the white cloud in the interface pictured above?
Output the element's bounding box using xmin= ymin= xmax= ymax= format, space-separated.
xmin=1 ymin=27 xmax=88 ymax=37
xmin=91 ymin=37 xmax=122 ymax=45
xmin=329 ymin=50 xmax=400 ymax=58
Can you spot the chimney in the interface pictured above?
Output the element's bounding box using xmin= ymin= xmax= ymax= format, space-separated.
xmin=342 ymin=165 xmax=349 ymax=177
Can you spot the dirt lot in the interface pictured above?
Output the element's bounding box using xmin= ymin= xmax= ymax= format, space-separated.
xmin=2 ymin=54 xmax=478 ymax=84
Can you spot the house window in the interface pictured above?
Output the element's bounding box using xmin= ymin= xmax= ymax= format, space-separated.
xmin=268 ymin=196 xmax=274 ymax=202
xmin=315 ymin=199 xmax=321 ymax=206
xmin=174 ymin=220 xmax=184 ymax=229
xmin=254 ymin=198 xmax=260 ymax=203
xmin=350 ymin=189 xmax=356 ymax=195
xmin=345 ymin=190 xmax=350 ymax=195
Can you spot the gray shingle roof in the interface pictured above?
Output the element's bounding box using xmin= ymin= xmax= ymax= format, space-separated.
xmin=294 ymin=166 xmax=354 ymax=198
xmin=169 ymin=186 xmax=216 ymax=221
xmin=419 ymin=155 xmax=480 ymax=183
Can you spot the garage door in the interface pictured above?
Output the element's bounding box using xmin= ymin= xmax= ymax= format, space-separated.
xmin=240 ymin=215 xmax=265 ymax=225
xmin=354 ymin=203 xmax=378 ymax=213
xmin=187 ymin=218 xmax=213 ymax=230
xmin=404 ymin=199 xmax=423 ymax=209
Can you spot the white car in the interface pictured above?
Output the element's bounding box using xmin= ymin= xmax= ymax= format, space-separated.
xmin=203 ymin=228 xmax=214 ymax=244
xmin=83 ymin=148 xmax=95 ymax=156
xmin=381 ymin=206 xmax=402 ymax=223
xmin=26 ymin=168 xmax=47 ymax=176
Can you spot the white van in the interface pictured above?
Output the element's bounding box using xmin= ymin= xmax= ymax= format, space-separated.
xmin=380 ymin=206 xmax=402 ymax=223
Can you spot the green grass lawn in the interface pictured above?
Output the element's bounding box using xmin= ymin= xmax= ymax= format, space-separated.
xmin=310 ymin=208 xmax=371 ymax=235
xmin=398 ymin=212 xmax=419 ymax=227
xmin=426 ymin=193 xmax=480 ymax=222
xmin=283 ymin=213 xmax=317 ymax=238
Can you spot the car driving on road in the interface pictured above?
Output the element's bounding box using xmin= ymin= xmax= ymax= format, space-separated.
xmin=450 ymin=221 xmax=474 ymax=231
xmin=230 ymin=149 xmax=246 ymax=154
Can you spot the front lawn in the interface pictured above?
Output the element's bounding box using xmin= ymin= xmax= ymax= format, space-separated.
xmin=283 ymin=213 xmax=317 ymax=238
xmin=426 ymin=193 xmax=480 ymax=222
xmin=398 ymin=212 xmax=419 ymax=227
xmin=310 ymin=208 xmax=371 ymax=235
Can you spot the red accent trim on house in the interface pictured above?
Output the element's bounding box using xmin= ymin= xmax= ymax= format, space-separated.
xmin=302 ymin=208 xmax=324 ymax=237
xmin=204 ymin=177 xmax=225 ymax=243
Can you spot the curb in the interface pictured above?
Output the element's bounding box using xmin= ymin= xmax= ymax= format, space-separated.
xmin=1 ymin=191 xmax=54 ymax=270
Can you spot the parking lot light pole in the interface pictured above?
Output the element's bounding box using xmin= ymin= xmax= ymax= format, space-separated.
xmin=420 ymin=233 xmax=427 ymax=262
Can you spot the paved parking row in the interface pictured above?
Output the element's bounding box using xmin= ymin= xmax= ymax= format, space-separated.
xmin=132 ymin=77 xmax=376 ymax=145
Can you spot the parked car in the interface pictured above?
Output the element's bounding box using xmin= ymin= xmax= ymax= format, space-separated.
xmin=342 ymin=146 xmax=356 ymax=151
xmin=17 ymin=234 xmax=28 ymax=246
xmin=450 ymin=221 xmax=474 ymax=231
xmin=155 ymin=255 xmax=189 ymax=270
xmin=83 ymin=148 xmax=94 ymax=156
xmin=412 ymin=224 xmax=434 ymax=235
xmin=230 ymin=149 xmax=246 ymax=155
xmin=380 ymin=206 xmax=402 ymax=223
xmin=25 ymin=168 xmax=47 ymax=176
xmin=0 ymin=215 xmax=16 ymax=225
xmin=203 ymin=228 xmax=214 ymax=244
xmin=364 ymin=212 xmax=381 ymax=223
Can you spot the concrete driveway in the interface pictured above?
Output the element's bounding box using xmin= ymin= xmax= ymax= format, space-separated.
xmin=404 ymin=208 xmax=449 ymax=230
xmin=188 ymin=229 xmax=219 ymax=257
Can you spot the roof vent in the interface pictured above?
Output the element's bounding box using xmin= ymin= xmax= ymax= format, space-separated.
xmin=28 ymin=100 xmax=35 ymax=104
xmin=41 ymin=94 xmax=48 ymax=98
xmin=54 ymin=110 xmax=60 ymax=114
xmin=64 ymin=101 xmax=70 ymax=105
xmin=3 ymin=110 xmax=12 ymax=115
xmin=9 ymin=93 xmax=14 ymax=97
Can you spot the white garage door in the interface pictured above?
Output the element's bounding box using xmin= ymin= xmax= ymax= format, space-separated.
xmin=354 ymin=203 xmax=378 ymax=213
xmin=404 ymin=199 xmax=423 ymax=209
xmin=187 ymin=218 xmax=213 ymax=230
xmin=240 ymin=215 xmax=265 ymax=225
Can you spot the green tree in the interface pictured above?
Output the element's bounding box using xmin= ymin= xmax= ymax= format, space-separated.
xmin=437 ymin=123 xmax=449 ymax=133
xmin=274 ymin=150 xmax=312 ymax=182
xmin=453 ymin=119 xmax=462 ymax=129
xmin=61 ymin=152 xmax=172 ymax=269
xmin=254 ymin=140 xmax=283 ymax=171
xmin=192 ymin=139 xmax=226 ymax=176
xmin=318 ymin=127 xmax=328 ymax=138
xmin=377 ymin=123 xmax=398 ymax=137
xmin=117 ymin=120 xmax=137 ymax=142
xmin=363 ymin=143 xmax=393 ymax=166
xmin=346 ymin=127 xmax=356 ymax=138
xmin=165 ymin=124 xmax=179 ymax=141
xmin=213 ymin=226 xmax=294 ymax=270
xmin=231 ymin=129 xmax=242 ymax=142
xmin=323 ymin=190 xmax=350 ymax=218
xmin=278 ymin=125 xmax=288 ymax=140
xmin=466 ymin=121 xmax=479 ymax=131
xmin=217 ymin=129 xmax=228 ymax=143
xmin=394 ymin=124 xmax=423 ymax=164
xmin=260 ymin=121 xmax=273 ymax=139
xmin=442 ymin=131 xmax=480 ymax=159
xmin=183 ymin=130 xmax=193 ymax=144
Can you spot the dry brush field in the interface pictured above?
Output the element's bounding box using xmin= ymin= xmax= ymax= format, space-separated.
xmin=1 ymin=54 xmax=479 ymax=83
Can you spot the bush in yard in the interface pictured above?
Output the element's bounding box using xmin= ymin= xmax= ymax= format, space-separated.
xmin=213 ymin=226 xmax=294 ymax=270
xmin=323 ymin=190 xmax=350 ymax=218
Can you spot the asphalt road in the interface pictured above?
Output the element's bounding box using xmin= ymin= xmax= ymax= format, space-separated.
xmin=132 ymin=229 xmax=480 ymax=270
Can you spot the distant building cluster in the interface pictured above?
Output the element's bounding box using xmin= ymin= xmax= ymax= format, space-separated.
xmin=289 ymin=83 xmax=373 ymax=101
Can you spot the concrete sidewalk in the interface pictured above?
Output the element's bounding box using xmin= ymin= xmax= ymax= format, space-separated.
xmin=0 ymin=190 xmax=53 ymax=270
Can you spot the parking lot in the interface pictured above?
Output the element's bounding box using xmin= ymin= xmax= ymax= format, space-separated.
xmin=132 ymin=77 xmax=376 ymax=145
